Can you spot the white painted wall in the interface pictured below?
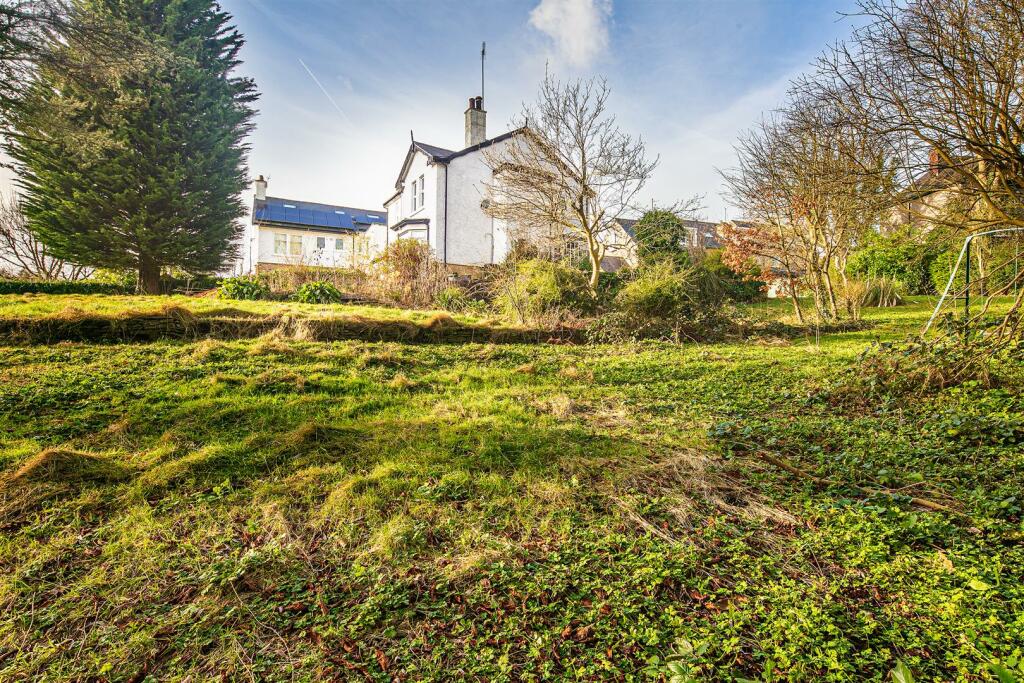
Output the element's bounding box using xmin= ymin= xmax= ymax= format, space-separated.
xmin=386 ymin=149 xmax=440 ymax=252
xmin=384 ymin=137 xmax=527 ymax=268
xmin=436 ymin=138 xmax=517 ymax=266
xmin=256 ymin=226 xmax=374 ymax=269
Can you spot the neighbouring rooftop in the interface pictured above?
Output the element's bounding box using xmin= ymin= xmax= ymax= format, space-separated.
xmin=253 ymin=196 xmax=386 ymax=233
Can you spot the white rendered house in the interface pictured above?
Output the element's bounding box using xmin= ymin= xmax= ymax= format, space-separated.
xmin=250 ymin=176 xmax=388 ymax=272
xmin=384 ymin=96 xmax=522 ymax=268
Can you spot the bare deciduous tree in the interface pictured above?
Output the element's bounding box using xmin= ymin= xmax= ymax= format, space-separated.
xmin=721 ymin=91 xmax=894 ymax=321
xmin=812 ymin=0 xmax=1024 ymax=231
xmin=806 ymin=0 xmax=1024 ymax=325
xmin=0 ymin=192 xmax=89 ymax=279
xmin=483 ymin=75 xmax=657 ymax=294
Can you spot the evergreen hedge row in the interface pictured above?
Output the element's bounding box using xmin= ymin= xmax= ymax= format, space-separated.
xmin=0 ymin=280 xmax=128 ymax=295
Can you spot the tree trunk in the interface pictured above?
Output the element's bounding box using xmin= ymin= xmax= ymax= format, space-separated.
xmin=585 ymin=236 xmax=603 ymax=297
xmin=789 ymin=281 xmax=805 ymax=323
xmin=822 ymin=268 xmax=840 ymax=319
xmin=138 ymin=256 xmax=161 ymax=294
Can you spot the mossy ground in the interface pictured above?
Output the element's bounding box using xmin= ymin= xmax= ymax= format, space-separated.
xmin=0 ymin=295 xmax=1021 ymax=681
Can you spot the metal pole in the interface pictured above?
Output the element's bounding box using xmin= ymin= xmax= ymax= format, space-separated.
xmin=923 ymin=228 xmax=1024 ymax=334
xmin=964 ymin=238 xmax=971 ymax=341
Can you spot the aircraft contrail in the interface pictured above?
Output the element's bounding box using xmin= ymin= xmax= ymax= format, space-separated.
xmin=298 ymin=58 xmax=353 ymax=128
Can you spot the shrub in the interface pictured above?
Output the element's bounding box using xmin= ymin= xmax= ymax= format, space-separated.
xmin=841 ymin=277 xmax=905 ymax=319
xmin=89 ymin=268 xmax=139 ymax=291
xmin=591 ymin=260 xmax=727 ymax=341
xmin=293 ymin=281 xmax=343 ymax=304
xmin=434 ymin=286 xmax=472 ymax=312
xmin=847 ymin=229 xmax=936 ymax=294
xmin=372 ymin=240 xmax=448 ymax=308
xmin=218 ymin=275 xmax=269 ymax=301
xmin=492 ymin=259 xmax=592 ymax=324
xmin=0 ymin=279 xmax=126 ymax=295
xmin=703 ymin=250 xmax=765 ymax=303
xmin=259 ymin=265 xmax=366 ymax=298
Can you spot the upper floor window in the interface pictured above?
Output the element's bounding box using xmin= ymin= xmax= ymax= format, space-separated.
xmin=411 ymin=174 xmax=425 ymax=212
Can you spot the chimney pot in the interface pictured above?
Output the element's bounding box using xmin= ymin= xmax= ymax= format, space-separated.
xmin=254 ymin=175 xmax=267 ymax=201
xmin=465 ymin=95 xmax=487 ymax=148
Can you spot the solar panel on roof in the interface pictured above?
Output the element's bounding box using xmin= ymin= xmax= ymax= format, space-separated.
xmin=255 ymin=197 xmax=384 ymax=231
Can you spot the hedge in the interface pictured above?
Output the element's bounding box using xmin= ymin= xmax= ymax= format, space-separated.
xmin=0 ymin=280 xmax=128 ymax=295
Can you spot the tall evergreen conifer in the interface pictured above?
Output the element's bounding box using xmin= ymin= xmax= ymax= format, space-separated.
xmin=6 ymin=0 xmax=257 ymax=292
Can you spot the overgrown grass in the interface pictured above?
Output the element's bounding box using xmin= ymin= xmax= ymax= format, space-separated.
xmin=0 ymin=293 xmax=493 ymax=325
xmin=0 ymin=297 xmax=1021 ymax=681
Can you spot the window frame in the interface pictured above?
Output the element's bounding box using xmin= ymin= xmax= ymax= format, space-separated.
xmin=274 ymin=233 xmax=287 ymax=256
xmin=288 ymin=235 xmax=302 ymax=257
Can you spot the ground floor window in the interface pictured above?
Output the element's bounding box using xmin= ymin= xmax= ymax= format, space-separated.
xmin=274 ymin=233 xmax=287 ymax=255
xmin=289 ymin=235 xmax=302 ymax=256
xmin=316 ymin=236 xmax=326 ymax=250
xmin=335 ymin=238 xmax=346 ymax=251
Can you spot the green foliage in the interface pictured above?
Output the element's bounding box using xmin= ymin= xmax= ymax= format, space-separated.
xmin=258 ymin=265 xmax=366 ymax=298
xmin=703 ymin=250 xmax=765 ymax=302
xmin=218 ymin=275 xmax=269 ymax=301
xmin=1 ymin=296 xmax=1023 ymax=680
xmin=848 ymin=229 xmax=936 ymax=295
xmin=632 ymin=209 xmax=691 ymax=264
xmin=434 ymin=286 xmax=475 ymax=313
xmin=929 ymin=248 xmax=967 ymax=294
xmin=293 ymin=280 xmax=343 ymax=304
xmin=88 ymin=268 xmax=138 ymax=290
xmin=4 ymin=0 xmax=258 ymax=292
xmin=592 ymin=259 xmax=726 ymax=341
xmin=493 ymin=258 xmax=592 ymax=323
xmin=0 ymin=279 xmax=125 ymax=295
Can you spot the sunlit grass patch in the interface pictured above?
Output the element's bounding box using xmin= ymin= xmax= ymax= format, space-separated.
xmin=0 ymin=299 xmax=1022 ymax=681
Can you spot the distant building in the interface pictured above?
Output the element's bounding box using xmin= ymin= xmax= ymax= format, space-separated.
xmin=249 ymin=176 xmax=387 ymax=273
xmin=889 ymin=149 xmax=960 ymax=231
xmin=605 ymin=217 xmax=723 ymax=271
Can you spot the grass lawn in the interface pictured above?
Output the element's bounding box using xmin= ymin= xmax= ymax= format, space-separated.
xmin=0 ymin=292 xmax=494 ymax=325
xmin=0 ymin=296 xmax=1021 ymax=681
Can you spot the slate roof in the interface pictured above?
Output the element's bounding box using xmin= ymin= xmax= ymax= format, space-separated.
xmin=253 ymin=196 xmax=386 ymax=233
xmin=392 ymin=129 xmax=527 ymax=194
xmin=412 ymin=141 xmax=456 ymax=160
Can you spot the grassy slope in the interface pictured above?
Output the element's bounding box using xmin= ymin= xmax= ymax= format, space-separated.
xmin=0 ymin=293 xmax=493 ymax=325
xmin=0 ymin=297 xmax=1021 ymax=681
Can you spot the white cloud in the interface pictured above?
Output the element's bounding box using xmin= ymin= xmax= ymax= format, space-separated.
xmin=529 ymin=0 xmax=611 ymax=69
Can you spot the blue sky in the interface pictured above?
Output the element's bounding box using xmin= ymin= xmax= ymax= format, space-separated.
xmin=226 ymin=0 xmax=860 ymax=220
xmin=2 ymin=0 xmax=861 ymax=221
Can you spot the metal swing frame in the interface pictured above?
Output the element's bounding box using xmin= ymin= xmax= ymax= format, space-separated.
xmin=923 ymin=227 xmax=1024 ymax=335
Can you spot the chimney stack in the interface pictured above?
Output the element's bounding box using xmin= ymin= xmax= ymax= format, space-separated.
xmin=254 ymin=174 xmax=267 ymax=200
xmin=465 ymin=96 xmax=486 ymax=148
